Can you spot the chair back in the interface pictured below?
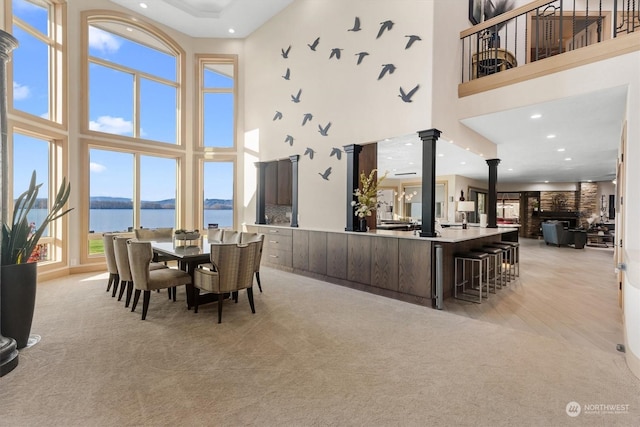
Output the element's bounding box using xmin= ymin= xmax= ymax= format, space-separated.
xmin=127 ymin=240 xmax=153 ymax=290
xmin=134 ymin=227 xmax=174 ymax=240
xmin=103 ymin=232 xmax=118 ymax=274
xmin=113 ymin=236 xmax=132 ymax=282
xmin=207 ymin=228 xmax=223 ymax=242
xmin=222 ymin=230 xmax=240 ymax=243
xmin=237 ymin=242 xmax=259 ymax=290
xmin=240 ymin=232 xmax=264 ymax=272
xmin=208 ymin=242 xmax=256 ymax=293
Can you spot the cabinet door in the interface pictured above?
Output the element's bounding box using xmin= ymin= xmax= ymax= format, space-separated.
xmin=277 ymin=160 xmax=292 ymax=205
xmin=265 ymin=161 xmax=278 ymax=205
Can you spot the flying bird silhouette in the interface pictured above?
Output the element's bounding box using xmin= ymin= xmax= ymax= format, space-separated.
xmin=284 ymin=135 xmax=294 ymax=146
xmin=302 ymin=113 xmax=313 ymax=126
xmin=281 ymin=45 xmax=291 ymax=58
xmin=330 ymin=147 xmax=342 ymax=160
xmin=329 ymin=48 xmax=343 ymax=60
xmin=291 ymin=88 xmax=302 ymax=103
xmin=399 ymin=84 xmax=420 ymax=103
xmin=376 ymin=20 xmax=394 ymax=39
xmin=282 ymin=68 xmax=290 ymax=80
xmin=377 ymin=63 xmax=396 ymax=80
xmin=307 ymin=37 xmax=320 ymax=51
xmin=318 ymin=122 xmax=332 ymax=136
xmin=273 ymin=111 xmax=283 ymax=121
xmin=348 ymin=16 xmax=362 ymax=32
xmin=405 ymin=35 xmax=422 ymax=49
xmin=355 ymin=51 xmax=369 ymax=65
xmin=304 ymin=147 xmax=315 ymax=159
xmin=318 ymin=167 xmax=332 ymax=181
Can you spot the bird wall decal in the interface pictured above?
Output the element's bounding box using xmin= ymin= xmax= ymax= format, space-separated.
xmin=318 ymin=167 xmax=332 ymax=180
xmin=329 ymin=48 xmax=343 ymax=60
xmin=302 ymin=113 xmax=313 ymax=126
xmin=281 ymin=45 xmax=291 ymax=58
xmin=285 ymin=134 xmax=294 ymax=146
xmin=355 ymin=51 xmax=369 ymax=65
xmin=399 ymin=84 xmax=420 ymax=102
xmin=318 ymin=122 xmax=332 ymax=136
xmin=348 ymin=16 xmax=361 ymax=32
xmin=282 ymin=68 xmax=290 ymax=80
xmin=304 ymin=147 xmax=315 ymax=159
xmin=405 ymin=35 xmax=422 ymax=49
xmin=377 ymin=63 xmax=396 ymax=80
xmin=273 ymin=111 xmax=283 ymax=121
xmin=308 ymin=37 xmax=320 ymax=51
xmin=376 ymin=20 xmax=394 ymax=39
xmin=330 ymin=147 xmax=342 ymax=160
xmin=291 ymin=88 xmax=302 ymax=103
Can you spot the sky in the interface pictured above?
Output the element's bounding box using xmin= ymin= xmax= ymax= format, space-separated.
xmin=11 ymin=0 xmax=234 ymax=201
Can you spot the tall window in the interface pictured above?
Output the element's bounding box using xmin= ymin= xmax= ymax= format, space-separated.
xmin=140 ymin=155 xmax=176 ymax=228
xmin=199 ymin=56 xmax=236 ymax=148
xmin=203 ymin=161 xmax=234 ymax=229
xmin=11 ymin=0 xmax=63 ymax=122
xmin=87 ymin=21 xmax=179 ymax=144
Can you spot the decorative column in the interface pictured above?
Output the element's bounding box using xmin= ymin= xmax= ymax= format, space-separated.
xmin=486 ymin=158 xmax=500 ymax=228
xmin=418 ymin=128 xmax=441 ymax=237
xmin=0 ymin=30 xmax=19 ymax=377
xmin=289 ymin=155 xmax=299 ymax=227
xmin=254 ymin=162 xmax=267 ymax=224
xmin=343 ymin=144 xmax=362 ymax=231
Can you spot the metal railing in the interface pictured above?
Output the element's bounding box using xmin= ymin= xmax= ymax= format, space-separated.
xmin=460 ymin=0 xmax=637 ymax=83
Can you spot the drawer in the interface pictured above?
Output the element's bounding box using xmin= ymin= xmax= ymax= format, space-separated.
xmin=264 ymin=234 xmax=292 ymax=251
xmin=259 ymin=227 xmax=293 ymax=237
xmin=263 ymin=248 xmax=292 ymax=267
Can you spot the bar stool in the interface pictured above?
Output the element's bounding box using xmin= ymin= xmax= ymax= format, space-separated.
xmin=484 ymin=243 xmax=513 ymax=285
xmin=479 ymin=246 xmax=503 ymax=292
xmin=501 ymin=241 xmax=520 ymax=278
xmin=454 ymin=251 xmax=490 ymax=303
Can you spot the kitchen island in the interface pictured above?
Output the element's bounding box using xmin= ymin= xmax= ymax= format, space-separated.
xmin=246 ymin=225 xmax=518 ymax=307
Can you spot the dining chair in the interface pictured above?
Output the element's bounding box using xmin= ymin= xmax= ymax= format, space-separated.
xmin=134 ymin=227 xmax=175 ymax=265
xmin=222 ymin=229 xmax=240 ymax=243
xmin=193 ymin=242 xmax=257 ymax=323
xmin=127 ymin=240 xmax=192 ymax=320
xmin=240 ymin=232 xmax=265 ymax=292
xmin=207 ymin=228 xmax=223 ymax=242
xmin=103 ymin=233 xmax=119 ymax=297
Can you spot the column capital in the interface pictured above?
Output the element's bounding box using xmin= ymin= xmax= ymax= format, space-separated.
xmin=417 ymin=128 xmax=442 ymax=141
xmin=486 ymin=158 xmax=501 ymax=167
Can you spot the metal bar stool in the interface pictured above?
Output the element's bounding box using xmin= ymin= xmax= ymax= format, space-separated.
xmin=484 ymin=243 xmax=513 ymax=285
xmin=501 ymin=241 xmax=520 ymax=278
xmin=454 ymin=251 xmax=490 ymax=303
xmin=480 ymin=246 xmax=504 ymax=292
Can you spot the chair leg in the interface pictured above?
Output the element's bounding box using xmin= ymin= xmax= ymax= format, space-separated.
xmin=233 ymin=291 xmax=238 ymax=303
xmin=167 ymin=288 xmax=172 ymax=300
xmin=255 ymin=272 xmax=262 ymax=293
xmin=131 ymin=289 xmax=141 ymax=312
xmin=172 ymin=286 xmax=177 ymax=302
xmin=247 ymin=287 xmax=256 ymax=314
xmin=125 ymin=282 xmax=134 ymax=308
xmin=111 ymin=274 xmax=120 ymax=297
xmin=106 ymin=273 xmax=116 ymax=292
xmin=217 ymin=293 xmax=224 ymax=324
xmin=141 ymin=290 xmax=151 ymax=320
xmin=193 ymin=288 xmax=200 ymax=314
xmin=117 ymin=280 xmax=127 ymax=301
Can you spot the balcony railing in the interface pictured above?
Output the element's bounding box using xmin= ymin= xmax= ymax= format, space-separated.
xmin=460 ymin=0 xmax=638 ymax=83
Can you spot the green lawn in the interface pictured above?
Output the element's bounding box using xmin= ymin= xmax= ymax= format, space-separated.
xmin=89 ymin=238 xmax=104 ymax=255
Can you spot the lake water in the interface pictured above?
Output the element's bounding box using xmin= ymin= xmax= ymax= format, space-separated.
xmin=29 ymin=209 xmax=233 ymax=232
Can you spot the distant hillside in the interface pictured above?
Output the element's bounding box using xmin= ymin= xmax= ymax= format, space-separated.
xmin=86 ymin=197 xmax=232 ymax=210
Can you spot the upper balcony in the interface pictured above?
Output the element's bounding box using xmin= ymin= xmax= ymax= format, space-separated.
xmin=459 ymin=0 xmax=640 ymax=97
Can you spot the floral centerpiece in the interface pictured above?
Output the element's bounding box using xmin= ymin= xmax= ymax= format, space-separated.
xmin=351 ymin=169 xmax=387 ymax=230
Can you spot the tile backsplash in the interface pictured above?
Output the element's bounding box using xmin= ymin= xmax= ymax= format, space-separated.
xmin=265 ymin=204 xmax=291 ymax=224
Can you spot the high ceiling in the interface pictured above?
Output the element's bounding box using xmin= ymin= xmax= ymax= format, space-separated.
xmin=110 ymin=0 xmax=625 ymax=185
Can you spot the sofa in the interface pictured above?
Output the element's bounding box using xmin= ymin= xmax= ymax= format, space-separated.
xmin=541 ymin=221 xmax=585 ymax=249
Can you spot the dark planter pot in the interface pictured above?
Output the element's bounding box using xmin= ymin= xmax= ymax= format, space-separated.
xmin=358 ymin=217 xmax=368 ymax=232
xmin=1 ymin=262 xmax=38 ymax=349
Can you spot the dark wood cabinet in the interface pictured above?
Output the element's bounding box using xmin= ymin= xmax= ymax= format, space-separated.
xmin=265 ymin=160 xmax=292 ymax=206
xmin=265 ymin=161 xmax=278 ymax=205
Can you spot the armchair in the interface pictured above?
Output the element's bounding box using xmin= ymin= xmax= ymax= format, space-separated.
xmin=541 ymin=221 xmax=573 ymax=247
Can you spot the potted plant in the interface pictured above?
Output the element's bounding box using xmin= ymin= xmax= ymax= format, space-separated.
xmin=1 ymin=170 xmax=72 ymax=348
xmin=351 ymin=169 xmax=387 ymax=232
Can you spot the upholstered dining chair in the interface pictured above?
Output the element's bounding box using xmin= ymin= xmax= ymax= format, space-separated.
xmin=193 ymin=242 xmax=258 ymax=323
xmin=207 ymin=228 xmax=223 ymax=242
xmin=113 ymin=236 xmax=168 ymax=308
xmin=240 ymin=232 xmax=265 ymax=292
xmin=127 ymin=240 xmax=192 ymax=320
xmin=134 ymin=227 xmax=175 ymax=264
xmin=103 ymin=233 xmax=120 ymax=297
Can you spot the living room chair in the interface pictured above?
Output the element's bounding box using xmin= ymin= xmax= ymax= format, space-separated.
xmin=127 ymin=240 xmax=192 ymax=320
xmin=193 ymin=242 xmax=258 ymax=323
xmin=541 ymin=221 xmax=573 ymax=247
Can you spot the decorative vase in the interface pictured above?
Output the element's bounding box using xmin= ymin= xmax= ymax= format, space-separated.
xmin=359 ymin=217 xmax=368 ymax=232
xmin=1 ymin=262 xmax=38 ymax=349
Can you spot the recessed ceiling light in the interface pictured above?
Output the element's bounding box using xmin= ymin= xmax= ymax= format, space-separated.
xmin=387 ymin=157 xmax=393 ymax=160
xmin=405 ymin=142 xmax=413 ymax=146
xmin=465 ymin=147 xmax=470 ymax=151
xmin=564 ymin=157 xmax=572 ymax=161
xmin=228 ymin=28 xmax=235 ymax=34
xmin=460 ymin=161 xmax=466 ymax=165
xmin=437 ymin=153 xmax=444 ymax=157
xmin=547 ymin=134 xmax=556 ymax=139
xmin=508 ymin=168 xmax=513 ymax=171
xmin=557 ymin=148 xmax=565 ymax=152
xmin=139 ymin=2 xmax=148 ymax=8
xmin=587 ymin=180 xmax=593 ymax=182
xmin=544 ymin=180 xmax=549 ymax=183
xmin=530 ymin=114 xmax=542 ymax=119
xmin=126 ymin=27 xmax=133 ymax=32
xmin=408 ymin=162 xmax=414 ymax=165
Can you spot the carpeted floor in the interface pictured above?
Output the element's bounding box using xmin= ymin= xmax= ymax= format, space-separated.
xmin=1 ymin=241 xmax=639 ymax=426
